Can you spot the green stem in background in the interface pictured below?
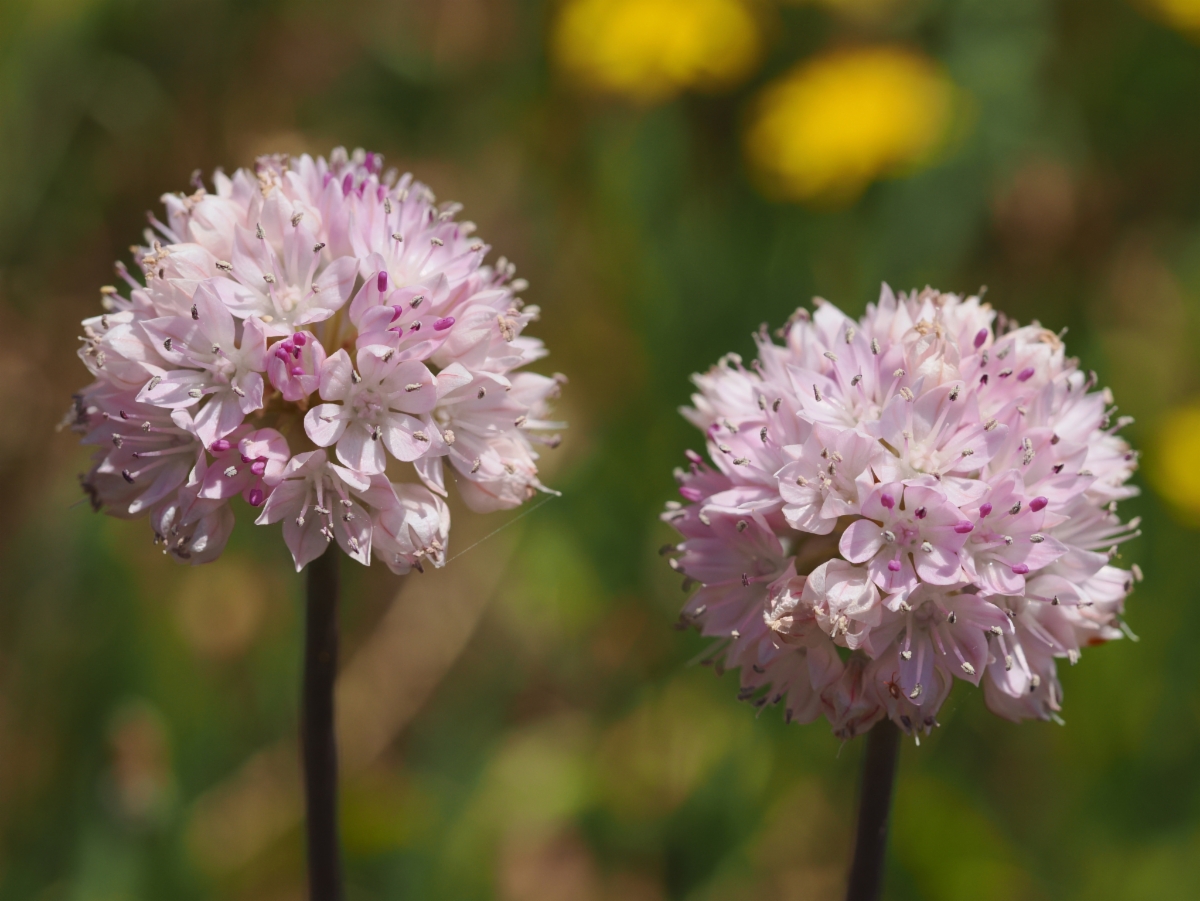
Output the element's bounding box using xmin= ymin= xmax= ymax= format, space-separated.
xmin=845 ymin=719 xmax=901 ymax=901
xmin=304 ymin=548 xmax=343 ymax=901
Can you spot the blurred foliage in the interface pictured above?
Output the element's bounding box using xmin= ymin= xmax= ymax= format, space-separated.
xmin=1 ymin=0 xmax=1200 ymax=899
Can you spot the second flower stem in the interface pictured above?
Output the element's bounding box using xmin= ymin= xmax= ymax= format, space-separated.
xmin=845 ymin=718 xmax=901 ymax=901
xmin=304 ymin=548 xmax=343 ymax=901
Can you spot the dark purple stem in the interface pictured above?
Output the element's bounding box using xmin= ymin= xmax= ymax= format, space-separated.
xmin=304 ymin=548 xmax=343 ymax=901
xmin=845 ymin=719 xmax=901 ymax=901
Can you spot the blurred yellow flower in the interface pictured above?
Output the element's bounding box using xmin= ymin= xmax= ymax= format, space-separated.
xmin=1136 ymin=0 xmax=1200 ymax=34
xmin=744 ymin=46 xmax=959 ymax=204
xmin=552 ymin=0 xmax=762 ymax=104
xmin=1153 ymin=406 xmax=1200 ymax=518
xmin=789 ymin=0 xmax=905 ymax=23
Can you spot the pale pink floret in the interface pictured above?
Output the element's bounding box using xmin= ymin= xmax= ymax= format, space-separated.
xmin=304 ymin=347 xmax=441 ymax=474
xmin=71 ymin=147 xmax=562 ymax=569
xmin=665 ymin=286 xmax=1139 ymax=738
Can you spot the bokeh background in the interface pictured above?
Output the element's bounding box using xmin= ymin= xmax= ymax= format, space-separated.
xmin=2 ymin=0 xmax=1200 ymax=898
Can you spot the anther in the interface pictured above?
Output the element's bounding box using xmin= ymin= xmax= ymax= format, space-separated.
xmin=961 ymin=662 xmax=975 ymax=675
xmin=191 ymin=304 xmax=199 ymax=320
xmin=871 ymin=338 xmax=880 ymax=354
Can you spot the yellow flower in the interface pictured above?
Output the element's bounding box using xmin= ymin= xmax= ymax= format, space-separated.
xmin=552 ymin=0 xmax=762 ymax=104
xmin=1135 ymin=0 xmax=1200 ymax=34
xmin=1152 ymin=406 xmax=1200 ymax=519
xmin=744 ymin=46 xmax=960 ymax=205
xmin=788 ymin=0 xmax=905 ymax=24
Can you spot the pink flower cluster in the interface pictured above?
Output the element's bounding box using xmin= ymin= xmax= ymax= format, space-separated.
xmin=71 ymin=148 xmax=563 ymax=571
xmin=663 ymin=288 xmax=1140 ymax=739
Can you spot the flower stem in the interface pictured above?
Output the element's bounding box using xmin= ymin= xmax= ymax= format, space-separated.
xmin=304 ymin=548 xmax=343 ymax=901
xmin=845 ymin=719 xmax=901 ymax=901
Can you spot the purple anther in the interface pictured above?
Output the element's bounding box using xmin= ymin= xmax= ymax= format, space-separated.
xmin=1011 ymin=563 xmax=1030 ymax=575
xmin=390 ymin=305 xmax=404 ymax=323
xmin=980 ymin=373 xmax=989 ymax=386
xmin=979 ymin=503 xmax=993 ymax=518
xmin=377 ymin=271 xmax=388 ymax=293
xmin=274 ymin=347 xmax=291 ymax=361
xmin=290 ymin=366 xmax=305 ymax=377
xmin=887 ymin=559 xmax=903 ymax=572
xmin=410 ymin=321 xmax=421 ymax=331
xmin=211 ymin=439 xmax=233 ymax=453
xmin=974 ymin=329 xmax=988 ymax=348
xmin=880 ymin=493 xmax=895 ymax=510
xmin=341 ymin=172 xmax=353 ymax=196
xmin=954 ymin=520 xmax=975 ymax=534
xmin=434 ymin=316 xmax=455 ymax=331
xmin=250 ymin=459 xmax=267 ymax=477
xmin=680 ymin=487 xmax=703 ymax=502
xmin=322 ymin=172 xmax=333 ymax=188
xmin=248 ymin=487 xmax=265 ymax=507
xmin=1017 ymin=367 xmax=1035 ymax=382
xmin=1030 ymin=496 xmax=1048 ymax=512
xmin=292 ymin=332 xmax=307 ymax=346
xmin=914 ymin=507 xmax=927 ymax=519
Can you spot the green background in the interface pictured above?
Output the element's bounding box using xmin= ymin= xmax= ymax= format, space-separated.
xmin=0 ymin=0 xmax=1195 ymax=898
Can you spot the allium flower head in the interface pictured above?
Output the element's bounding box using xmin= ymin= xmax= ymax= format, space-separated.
xmin=71 ymin=148 xmax=564 ymax=571
xmin=663 ymin=287 xmax=1140 ymax=739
